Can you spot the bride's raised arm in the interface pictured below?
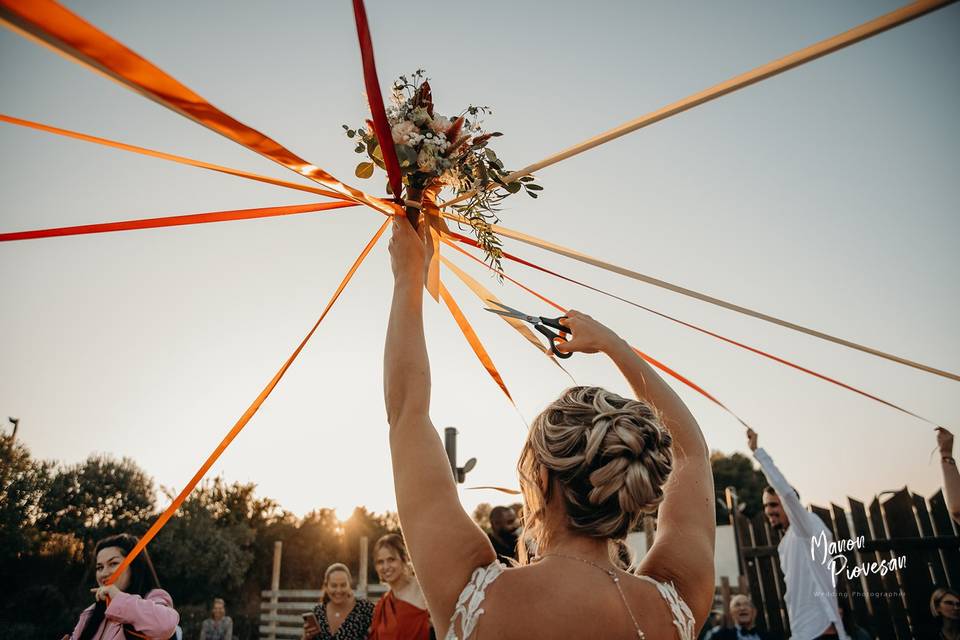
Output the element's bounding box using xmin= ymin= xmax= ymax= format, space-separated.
xmin=383 ymin=216 xmax=496 ymax=636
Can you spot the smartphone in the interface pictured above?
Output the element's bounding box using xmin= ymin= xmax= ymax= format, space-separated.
xmin=302 ymin=612 xmax=320 ymax=628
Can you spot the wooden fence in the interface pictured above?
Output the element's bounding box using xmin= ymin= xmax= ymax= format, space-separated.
xmin=726 ymin=486 xmax=960 ymax=639
xmin=259 ymin=538 xmax=388 ymax=639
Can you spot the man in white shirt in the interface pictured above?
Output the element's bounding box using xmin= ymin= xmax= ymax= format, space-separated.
xmin=747 ymin=428 xmax=849 ymax=640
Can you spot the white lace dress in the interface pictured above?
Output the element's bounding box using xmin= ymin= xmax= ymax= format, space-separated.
xmin=445 ymin=560 xmax=695 ymax=640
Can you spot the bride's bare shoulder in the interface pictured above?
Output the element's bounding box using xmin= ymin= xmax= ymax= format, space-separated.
xmin=468 ymin=565 xmax=679 ymax=640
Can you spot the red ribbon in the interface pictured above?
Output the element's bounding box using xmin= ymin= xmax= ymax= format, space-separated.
xmin=0 ymin=201 xmax=356 ymax=242
xmin=352 ymin=0 xmax=403 ymax=204
xmin=446 ymin=232 xmax=936 ymax=425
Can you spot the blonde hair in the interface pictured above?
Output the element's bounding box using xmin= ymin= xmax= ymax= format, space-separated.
xmin=931 ymin=587 xmax=960 ymax=617
xmin=322 ymin=563 xmax=353 ymax=604
xmin=518 ymin=386 xmax=673 ymax=563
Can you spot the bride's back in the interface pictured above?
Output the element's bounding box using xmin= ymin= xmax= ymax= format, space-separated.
xmin=465 ymin=562 xmax=685 ymax=640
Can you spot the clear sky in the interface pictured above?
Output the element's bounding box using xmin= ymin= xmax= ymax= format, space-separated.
xmin=1 ymin=1 xmax=958 ymax=521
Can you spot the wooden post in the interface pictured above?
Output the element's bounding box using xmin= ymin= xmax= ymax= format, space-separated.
xmin=643 ymin=516 xmax=655 ymax=551
xmin=268 ymin=540 xmax=282 ymax=640
xmin=725 ymin=487 xmax=746 ymax=576
xmin=358 ymin=536 xmax=369 ymax=598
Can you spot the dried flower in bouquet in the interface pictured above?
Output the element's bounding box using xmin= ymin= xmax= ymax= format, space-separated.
xmin=343 ymin=69 xmax=542 ymax=274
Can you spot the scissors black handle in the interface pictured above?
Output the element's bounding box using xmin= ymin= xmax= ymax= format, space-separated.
xmin=537 ymin=316 xmax=572 ymax=359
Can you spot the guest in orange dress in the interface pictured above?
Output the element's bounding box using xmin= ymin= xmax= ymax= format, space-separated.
xmin=369 ymin=533 xmax=432 ymax=640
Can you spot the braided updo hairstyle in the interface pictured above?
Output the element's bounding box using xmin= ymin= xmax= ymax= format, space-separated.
xmin=517 ymin=386 xmax=673 ymax=564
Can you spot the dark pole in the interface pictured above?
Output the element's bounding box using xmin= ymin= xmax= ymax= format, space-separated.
xmin=444 ymin=427 xmax=477 ymax=484
xmin=444 ymin=427 xmax=458 ymax=479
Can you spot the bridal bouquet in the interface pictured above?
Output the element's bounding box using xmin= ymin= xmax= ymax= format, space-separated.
xmin=344 ymin=69 xmax=541 ymax=272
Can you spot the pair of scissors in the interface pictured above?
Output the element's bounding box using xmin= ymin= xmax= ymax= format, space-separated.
xmin=484 ymin=300 xmax=573 ymax=359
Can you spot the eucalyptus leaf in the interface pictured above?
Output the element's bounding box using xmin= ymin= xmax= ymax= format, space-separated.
xmin=525 ymin=184 xmax=544 ymax=191
xmin=355 ymin=162 xmax=375 ymax=179
xmin=527 ymin=190 xmax=538 ymax=199
xmin=347 ymin=130 xmax=355 ymax=138
xmin=395 ymin=144 xmax=419 ymax=173
xmin=505 ymin=182 xmax=522 ymax=194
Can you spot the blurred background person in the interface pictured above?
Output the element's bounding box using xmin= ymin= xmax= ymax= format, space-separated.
xmin=705 ymin=594 xmax=776 ymax=639
xmin=369 ymin=533 xmax=431 ymax=640
xmin=66 ymin=533 xmax=179 ymax=640
xmin=487 ymin=505 xmax=521 ymax=563
xmin=303 ymin=563 xmax=373 ymax=640
xmin=936 ymin=427 xmax=960 ymax=525
xmin=928 ymin=587 xmax=960 ymax=640
xmin=199 ymin=597 xmax=232 ymax=640
xmin=747 ymin=428 xmax=848 ymax=640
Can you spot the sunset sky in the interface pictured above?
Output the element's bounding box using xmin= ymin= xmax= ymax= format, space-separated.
xmin=1 ymin=0 xmax=958 ymax=521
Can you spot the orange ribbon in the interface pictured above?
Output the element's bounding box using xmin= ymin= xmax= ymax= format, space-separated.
xmin=441 ymin=237 xmax=751 ymax=428
xmin=421 ymin=186 xmax=447 ymax=301
xmin=441 ymin=255 xmax=576 ymax=385
xmin=0 ymin=114 xmax=353 ymax=202
xmin=444 ymin=233 xmax=939 ymax=426
xmin=0 ymin=201 xmax=356 ymax=242
xmin=438 ymin=281 xmax=515 ymax=405
xmin=0 ymin=0 xmax=394 ymax=215
xmin=107 ymin=218 xmax=390 ymax=584
xmin=440 ymin=215 xmax=960 ymax=383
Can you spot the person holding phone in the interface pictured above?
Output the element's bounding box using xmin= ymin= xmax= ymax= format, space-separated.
xmin=302 ymin=563 xmax=374 ymax=640
xmin=64 ymin=533 xmax=179 ymax=640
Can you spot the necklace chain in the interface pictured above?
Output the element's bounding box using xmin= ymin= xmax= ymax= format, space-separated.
xmin=540 ymin=552 xmax=645 ymax=639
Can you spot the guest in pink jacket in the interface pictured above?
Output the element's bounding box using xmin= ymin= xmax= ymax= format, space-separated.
xmin=66 ymin=533 xmax=179 ymax=640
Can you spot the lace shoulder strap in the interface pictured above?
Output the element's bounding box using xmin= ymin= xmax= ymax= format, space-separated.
xmin=445 ymin=560 xmax=505 ymax=640
xmin=636 ymin=575 xmax=696 ymax=640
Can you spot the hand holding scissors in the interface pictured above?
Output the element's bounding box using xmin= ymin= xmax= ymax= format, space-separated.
xmin=484 ymin=300 xmax=573 ymax=359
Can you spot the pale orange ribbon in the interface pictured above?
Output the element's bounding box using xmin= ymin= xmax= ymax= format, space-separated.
xmin=438 ymin=281 xmax=515 ymax=405
xmin=441 ymin=238 xmax=751 ymax=428
xmin=107 ymin=218 xmax=390 ymax=584
xmin=0 ymin=114 xmax=353 ymax=202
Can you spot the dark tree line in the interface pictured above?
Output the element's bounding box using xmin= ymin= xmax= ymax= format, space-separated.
xmin=0 ymin=433 xmax=397 ymax=639
xmin=1 ymin=428 xmax=762 ymax=639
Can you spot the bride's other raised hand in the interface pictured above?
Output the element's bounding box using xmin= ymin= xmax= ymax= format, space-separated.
xmin=555 ymin=309 xmax=624 ymax=355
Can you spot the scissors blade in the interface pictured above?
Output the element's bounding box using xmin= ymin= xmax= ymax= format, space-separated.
xmin=485 ymin=299 xmax=534 ymax=319
xmin=484 ymin=307 xmax=540 ymax=325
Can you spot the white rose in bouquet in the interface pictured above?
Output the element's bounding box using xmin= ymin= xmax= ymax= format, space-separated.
xmin=391 ymin=121 xmax=418 ymax=145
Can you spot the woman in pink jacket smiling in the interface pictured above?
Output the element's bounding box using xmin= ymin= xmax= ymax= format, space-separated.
xmin=66 ymin=533 xmax=179 ymax=640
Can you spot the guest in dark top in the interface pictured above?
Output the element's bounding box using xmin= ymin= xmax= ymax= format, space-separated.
xmin=930 ymin=587 xmax=960 ymax=640
xmin=199 ymin=598 xmax=232 ymax=640
xmin=486 ymin=505 xmax=520 ymax=562
xmin=302 ymin=563 xmax=374 ymax=640
xmin=707 ymin=595 xmax=777 ymax=640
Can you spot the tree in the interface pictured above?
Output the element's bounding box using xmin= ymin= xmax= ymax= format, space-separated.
xmin=0 ymin=433 xmax=53 ymax=564
xmin=710 ymin=450 xmax=768 ymax=524
xmin=150 ymin=478 xmax=264 ymax=606
xmin=41 ymin=454 xmax=156 ymax=551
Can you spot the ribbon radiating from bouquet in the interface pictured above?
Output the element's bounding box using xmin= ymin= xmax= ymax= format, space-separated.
xmin=1 ymin=0 xmax=953 ymax=586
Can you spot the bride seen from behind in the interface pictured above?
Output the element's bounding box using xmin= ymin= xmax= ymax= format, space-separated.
xmin=383 ymin=215 xmax=715 ymax=639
